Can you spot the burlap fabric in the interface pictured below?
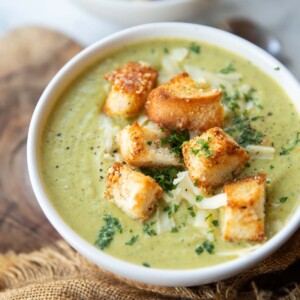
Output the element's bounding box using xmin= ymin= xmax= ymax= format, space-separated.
xmin=0 ymin=229 xmax=300 ymax=300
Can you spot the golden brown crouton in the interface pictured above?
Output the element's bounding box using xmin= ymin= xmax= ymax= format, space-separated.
xmin=222 ymin=174 xmax=266 ymax=242
xmin=182 ymin=127 xmax=249 ymax=191
xmin=118 ymin=121 xmax=182 ymax=167
xmin=104 ymin=162 xmax=163 ymax=222
xmin=104 ymin=62 xmax=158 ymax=118
xmin=145 ymin=73 xmax=224 ymax=132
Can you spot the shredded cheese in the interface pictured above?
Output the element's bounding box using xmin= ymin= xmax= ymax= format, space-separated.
xmin=246 ymin=145 xmax=275 ymax=160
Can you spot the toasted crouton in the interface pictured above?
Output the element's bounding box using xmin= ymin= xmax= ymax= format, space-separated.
xmin=118 ymin=121 xmax=182 ymax=167
xmin=182 ymin=127 xmax=249 ymax=191
xmin=222 ymin=174 xmax=266 ymax=242
xmin=145 ymin=73 xmax=224 ymax=132
xmin=104 ymin=162 xmax=163 ymax=222
xmin=104 ymin=62 xmax=158 ymax=117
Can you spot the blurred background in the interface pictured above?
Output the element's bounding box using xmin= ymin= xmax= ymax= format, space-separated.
xmin=0 ymin=0 xmax=299 ymax=78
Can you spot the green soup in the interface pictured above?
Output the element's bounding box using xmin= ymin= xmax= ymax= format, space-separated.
xmin=40 ymin=39 xmax=300 ymax=269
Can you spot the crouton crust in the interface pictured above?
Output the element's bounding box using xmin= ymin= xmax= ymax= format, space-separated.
xmin=222 ymin=174 xmax=266 ymax=242
xmin=104 ymin=62 xmax=158 ymax=117
xmin=118 ymin=121 xmax=182 ymax=167
xmin=104 ymin=162 xmax=163 ymax=222
xmin=182 ymin=127 xmax=249 ymax=191
xmin=145 ymin=73 xmax=224 ymax=132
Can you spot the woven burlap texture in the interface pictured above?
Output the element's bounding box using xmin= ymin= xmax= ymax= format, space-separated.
xmin=0 ymin=228 xmax=300 ymax=300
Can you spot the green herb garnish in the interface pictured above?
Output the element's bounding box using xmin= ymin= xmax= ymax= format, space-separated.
xmin=219 ymin=63 xmax=235 ymax=74
xmin=274 ymin=66 xmax=280 ymax=71
xmin=189 ymin=43 xmax=201 ymax=54
xmin=163 ymin=205 xmax=172 ymax=218
xmin=142 ymin=262 xmax=150 ymax=268
xmin=225 ymin=113 xmax=264 ymax=147
xmin=196 ymin=195 xmax=203 ymax=202
xmin=279 ymin=197 xmax=288 ymax=203
xmin=205 ymin=213 xmax=212 ymax=221
xmin=171 ymin=227 xmax=179 ymax=233
xmin=125 ymin=235 xmax=139 ymax=245
xmin=169 ymin=129 xmax=190 ymax=157
xmin=212 ymin=220 xmax=219 ymax=227
xmin=279 ymin=132 xmax=300 ymax=155
xmin=95 ymin=215 xmax=122 ymax=250
xmin=191 ymin=148 xmax=200 ymax=155
xmin=141 ymin=167 xmax=180 ymax=192
xmin=188 ymin=206 xmax=196 ymax=218
xmin=173 ymin=204 xmax=179 ymax=213
xmin=195 ymin=246 xmax=204 ymax=255
xmin=203 ymin=240 xmax=215 ymax=254
xmin=147 ymin=141 xmax=152 ymax=146
xmin=143 ymin=222 xmax=157 ymax=236
xmin=197 ymin=137 xmax=213 ymax=157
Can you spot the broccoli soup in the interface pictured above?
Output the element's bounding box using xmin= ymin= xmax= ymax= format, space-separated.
xmin=40 ymin=39 xmax=300 ymax=269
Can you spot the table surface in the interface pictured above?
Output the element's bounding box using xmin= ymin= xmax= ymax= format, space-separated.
xmin=0 ymin=0 xmax=300 ymax=80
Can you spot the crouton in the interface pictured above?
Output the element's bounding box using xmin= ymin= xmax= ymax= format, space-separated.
xmin=104 ymin=62 xmax=158 ymax=117
xmin=222 ymin=174 xmax=266 ymax=242
xmin=104 ymin=162 xmax=163 ymax=222
xmin=118 ymin=121 xmax=182 ymax=167
xmin=182 ymin=127 xmax=249 ymax=191
xmin=145 ymin=73 xmax=224 ymax=132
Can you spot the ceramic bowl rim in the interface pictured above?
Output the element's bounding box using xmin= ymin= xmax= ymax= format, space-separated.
xmin=27 ymin=22 xmax=300 ymax=287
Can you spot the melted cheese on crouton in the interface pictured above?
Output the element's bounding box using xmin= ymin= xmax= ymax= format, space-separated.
xmin=104 ymin=62 xmax=158 ymax=118
xmin=104 ymin=162 xmax=163 ymax=222
xmin=222 ymin=174 xmax=266 ymax=242
xmin=118 ymin=121 xmax=182 ymax=167
xmin=182 ymin=127 xmax=249 ymax=191
xmin=145 ymin=73 xmax=224 ymax=132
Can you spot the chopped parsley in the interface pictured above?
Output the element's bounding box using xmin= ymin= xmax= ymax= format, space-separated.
xmin=95 ymin=215 xmax=122 ymax=250
xmin=212 ymin=220 xmax=219 ymax=227
xmin=164 ymin=47 xmax=169 ymax=54
xmin=195 ymin=246 xmax=204 ymax=255
xmin=147 ymin=141 xmax=152 ymax=146
xmin=220 ymin=85 xmax=240 ymax=112
xmin=279 ymin=132 xmax=300 ymax=155
xmin=188 ymin=206 xmax=196 ymax=217
xmin=195 ymin=241 xmax=215 ymax=255
xmin=191 ymin=148 xmax=200 ymax=155
xmin=203 ymin=240 xmax=215 ymax=254
xmin=274 ymin=66 xmax=280 ymax=71
xmin=171 ymin=227 xmax=179 ymax=233
xmin=269 ymin=165 xmax=274 ymax=169
xmin=197 ymin=137 xmax=213 ymax=157
xmin=143 ymin=222 xmax=157 ymax=236
xmin=243 ymin=88 xmax=257 ymax=103
xmin=189 ymin=42 xmax=201 ymax=54
xmin=141 ymin=167 xmax=180 ymax=192
xmin=163 ymin=129 xmax=190 ymax=157
xmin=219 ymin=63 xmax=235 ymax=74
xmin=205 ymin=213 xmax=212 ymax=221
xmin=196 ymin=195 xmax=203 ymax=202
xmin=142 ymin=262 xmax=150 ymax=268
xmin=125 ymin=235 xmax=139 ymax=245
xmin=194 ymin=179 xmax=198 ymax=187
xmin=163 ymin=205 xmax=172 ymax=218
xmin=279 ymin=197 xmax=288 ymax=203
xmin=225 ymin=114 xmax=264 ymax=147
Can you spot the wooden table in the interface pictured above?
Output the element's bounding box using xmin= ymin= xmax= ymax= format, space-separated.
xmin=0 ymin=26 xmax=82 ymax=253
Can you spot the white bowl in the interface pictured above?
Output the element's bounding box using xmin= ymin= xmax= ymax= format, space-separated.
xmin=71 ymin=0 xmax=204 ymax=26
xmin=27 ymin=23 xmax=300 ymax=287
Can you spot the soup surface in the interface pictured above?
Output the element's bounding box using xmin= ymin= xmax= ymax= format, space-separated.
xmin=40 ymin=39 xmax=300 ymax=269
